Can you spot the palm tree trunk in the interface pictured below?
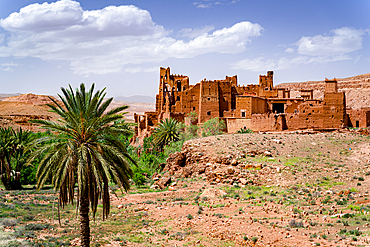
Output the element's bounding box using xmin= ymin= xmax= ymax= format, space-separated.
xmin=79 ymin=195 xmax=90 ymax=247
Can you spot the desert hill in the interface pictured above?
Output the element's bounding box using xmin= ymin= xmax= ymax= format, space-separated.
xmin=276 ymin=73 xmax=370 ymax=109
xmin=0 ymin=93 xmax=155 ymax=131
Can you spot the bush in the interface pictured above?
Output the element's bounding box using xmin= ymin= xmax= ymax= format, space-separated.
xmin=237 ymin=128 xmax=253 ymax=134
xmin=24 ymin=223 xmax=50 ymax=231
xmin=0 ymin=218 xmax=18 ymax=227
xmin=251 ymin=236 xmax=258 ymax=244
xmin=289 ymin=219 xmax=304 ymax=228
xmin=201 ymin=117 xmax=226 ymax=137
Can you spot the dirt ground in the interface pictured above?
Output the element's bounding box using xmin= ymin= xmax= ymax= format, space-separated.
xmin=101 ymin=130 xmax=370 ymax=247
xmin=2 ymin=130 xmax=370 ymax=247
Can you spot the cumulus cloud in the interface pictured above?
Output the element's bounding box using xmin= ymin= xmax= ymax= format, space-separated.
xmin=234 ymin=27 xmax=366 ymax=72
xmin=0 ymin=0 xmax=262 ymax=75
xmin=297 ymin=27 xmax=364 ymax=56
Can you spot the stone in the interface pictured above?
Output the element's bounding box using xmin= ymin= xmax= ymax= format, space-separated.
xmin=264 ymin=151 xmax=272 ymax=157
xmin=155 ymin=176 xmax=172 ymax=189
xmin=227 ymin=166 xmax=235 ymax=174
xmin=200 ymin=188 xmax=227 ymax=199
xmin=272 ymin=139 xmax=282 ymax=144
xmin=239 ymin=178 xmax=248 ymax=185
xmin=150 ymin=184 xmax=160 ymax=190
xmin=231 ymin=159 xmax=238 ymax=166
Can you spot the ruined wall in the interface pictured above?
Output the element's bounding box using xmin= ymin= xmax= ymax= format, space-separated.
xmin=300 ymin=89 xmax=313 ymax=100
xmin=347 ymin=108 xmax=370 ymax=128
xmin=226 ymin=114 xmax=286 ymax=133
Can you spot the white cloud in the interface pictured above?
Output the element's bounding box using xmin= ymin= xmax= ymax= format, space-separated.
xmin=178 ymin=25 xmax=215 ymax=38
xmin=2 ymin=67 xmax=13 ymax=72
xmin=124 ymin=66 xmax=157 ymax=74
xmin=232 ymin=55 xmax=351 ymax=72
xmin=0 ymin=0 xmax=262 ymax=76
xmin=285 ymin=47 xmax=294 ymax=53
xmin=193 ymin=0 xmax=238 ymax=8
xmin=234 ymin=26 xmax=367 ymax=72
xmin=297 ymin=27 xmax=364 ymax=56
xmin=1 ymin=61 xmax=18 ymax=67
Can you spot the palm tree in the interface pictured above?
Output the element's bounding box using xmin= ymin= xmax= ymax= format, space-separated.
xmin=0 ymin=127 xmax=34 ymax=190
xmin=152 ymin=118 xmax=180 ymax=151
xmin=0 ymin=127 xmax=15 ymax=190
xmin=27 ymin=84 xmax=135 ymax=247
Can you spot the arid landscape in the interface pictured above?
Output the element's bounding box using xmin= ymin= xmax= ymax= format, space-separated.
xmin=2 ymin=73 xmax=370 ymax=247
xmin=2 ymin=130 xmax=370 ymax=246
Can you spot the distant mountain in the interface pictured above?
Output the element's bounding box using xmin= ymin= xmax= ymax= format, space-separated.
xmin=0 ymin=93 xmax=21 ymax=101
xmin=114 ymin=95 xmax=155 ymax=103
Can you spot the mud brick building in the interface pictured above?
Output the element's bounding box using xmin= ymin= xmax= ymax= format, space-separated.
xmin=133 ymin=67 xmax=370 ymax=142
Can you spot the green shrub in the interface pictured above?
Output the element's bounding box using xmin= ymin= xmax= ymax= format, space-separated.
xmin=237 ymin=128 xmax=253 ymax=134
xmin=201 ymin=117 xmax=226 ymax=137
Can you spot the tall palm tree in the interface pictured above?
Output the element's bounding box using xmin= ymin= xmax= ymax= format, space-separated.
xmin=27 ymin=84 xmax=135 ymax=247
xmin=152 ymin=118 xmax=180 ymax=151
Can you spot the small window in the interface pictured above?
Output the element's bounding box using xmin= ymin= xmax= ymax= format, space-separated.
xmin=207 ymin=111 xmax=211 ymax=116
xmin=176 ymin=96 xmax=180 ymax=101
xmin=241 ymin=111 xmax=246 ymax=118
xmin=184 ymin=105 xmax=186 ymax=108
xmin=208 ymin=97 xmax=210 ymax=101
xmin=183 ymin=86 xmax=185 ymax=91
xmin=193 ymin=107 xmax=195 ymax=111
xmin=265 ymin=87 xmax=269 ymax=91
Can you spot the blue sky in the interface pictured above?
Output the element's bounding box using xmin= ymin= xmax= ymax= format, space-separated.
xmin=0 ymin=0 xmax=369 ymax=98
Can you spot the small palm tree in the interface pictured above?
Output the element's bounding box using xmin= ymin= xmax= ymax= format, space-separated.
xmin=152 ymin=118 xmax=180 ymax=151
xmin=27 ymin=84 xmax=135 ymax=247
xmin=0 ymin=127 xmax=34 ymax=190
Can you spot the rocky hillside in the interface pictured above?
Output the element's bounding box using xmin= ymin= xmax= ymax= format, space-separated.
xmin=3 ymin=93 xmax=58 ymax=105
xmin=276 ymin=73 xmax=370 ymax=109
xmin=0 ymin=93 xmax=155 ymax=130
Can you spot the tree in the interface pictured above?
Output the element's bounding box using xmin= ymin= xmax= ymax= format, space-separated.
xmin=27 ymin=84 xmax=135 ymax=247
xmin=152 ymin=118 xmax=180 ymax=151
xmin=0 ymin=127 xmax=34 ymax=190
xmin=201 ymin=117 xmax=226 ymax=137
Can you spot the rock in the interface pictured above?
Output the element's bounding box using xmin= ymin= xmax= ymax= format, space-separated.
xmin=168 ymin=186 xmax=176 ymax=191
xmin=227 ymin=166 xmax=235 ymax=174
xmin=239 ymin=178 xmax=248 ymax=185
xmin=264 ymin=151 xmax=272 ymax=157
xmin=150 ymin=184 xmax=160 ymax=190
xmin=165 ymin=151 xmax=186 ymax=170
xmin=200 ymin=188 xmax=227 ymax=198
xmin=152 ymin=172 xmax=161 ymax=181
xmin=155 ymin=176 xmax=172 ymax=189
xmin=231 ymin=159 xmax=238 ymax=166
xmin=117 ymin=204 xmax=125 ymax=209
xmin=272 ymin=139 xmax=282 ymax=144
